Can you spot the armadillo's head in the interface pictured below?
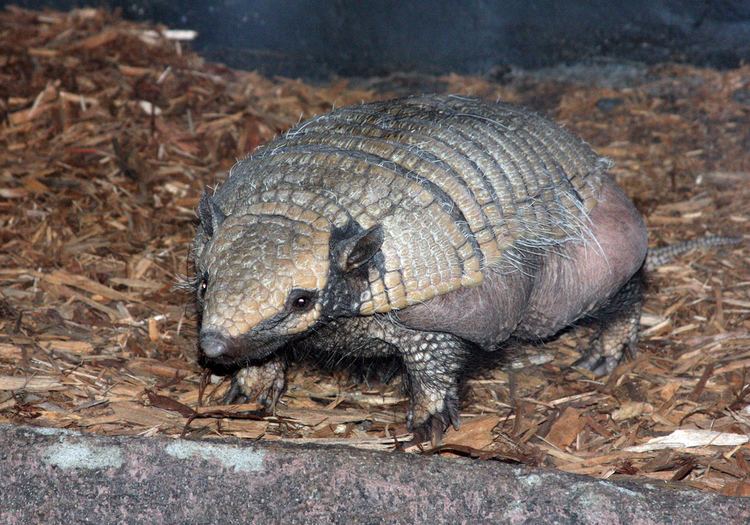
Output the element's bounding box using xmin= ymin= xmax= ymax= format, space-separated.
xmin=193 ymin=192 xmax=383 ymax=366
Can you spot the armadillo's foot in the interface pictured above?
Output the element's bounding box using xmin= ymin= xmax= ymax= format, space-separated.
xmin=399 ymin=331 xmax=468 ymax=446
xmin=222 ymin=357 xmax=287 ymax=413
xmin=316 ymin=317 xmax=468 ymax=445
xmin=573 ymin=269 xmax=644 ymax=376
xmin=406 ymin=388 xmax=461 ymax=447
xmin=574 ymin=314 xmax=639 ymax=375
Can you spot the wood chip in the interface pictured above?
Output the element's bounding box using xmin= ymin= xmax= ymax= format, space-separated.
xmin=0 ymin=376 xmax=66 ymax=392
xmin=545 ymin=407 xmax=584 ymax=449
xmin=625 ymin=429 xmax=749 ymax=452
xmin=443 ymin=415 xmax=501 ymax=449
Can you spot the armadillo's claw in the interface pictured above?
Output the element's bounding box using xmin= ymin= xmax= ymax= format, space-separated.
xmin=572 ymin=352 xmax=620 ymax=377
xmin=573 ymin=332 xmax=639 ymax=376
xmin=221 ymin=377 xmax=245 ymax=405
xmin=573 ymin=312 xmax=640 ymax=376
xmin=222 ymin=357 xmax=287 ymax=413
xmin=407 ymin=390 xmax=461 ymax=447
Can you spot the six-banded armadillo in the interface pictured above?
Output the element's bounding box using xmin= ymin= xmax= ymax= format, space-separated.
xmin=190 ymin=94 xmax=731 ymax=443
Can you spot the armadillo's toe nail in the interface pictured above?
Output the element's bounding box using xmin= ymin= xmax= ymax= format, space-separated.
xmin=221 ymin=377 xmax=246 ymax=405
xmin=200 ymin=332 xmax=228 ymax=358
xmin=430 ymin=417 xmax=445 ymax=448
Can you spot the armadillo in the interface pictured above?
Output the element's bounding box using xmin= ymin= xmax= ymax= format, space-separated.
xmin=190 ymin=94 xmax=733 ymax=443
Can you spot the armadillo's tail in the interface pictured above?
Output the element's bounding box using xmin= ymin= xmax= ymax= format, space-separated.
xmin=645 ymin=235 xmax=743 ymax=271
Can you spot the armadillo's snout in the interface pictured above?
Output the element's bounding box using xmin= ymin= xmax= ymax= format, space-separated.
xmin=200 ymin=332 xmax=229 ymax=358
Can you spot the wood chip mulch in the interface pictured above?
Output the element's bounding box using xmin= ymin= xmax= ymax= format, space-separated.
xmin=1 ymin=6 xmax=749 ymax=496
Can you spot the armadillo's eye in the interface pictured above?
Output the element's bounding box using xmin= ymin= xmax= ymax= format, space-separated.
xmin=199 ymin=274 xmax=208 ymax=298
xmin=288 ymin=289 xmax=316 ymax=312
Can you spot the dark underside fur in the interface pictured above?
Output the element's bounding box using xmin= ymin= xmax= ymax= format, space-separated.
xmin=293 ymin=348 xmax=404 ymax=387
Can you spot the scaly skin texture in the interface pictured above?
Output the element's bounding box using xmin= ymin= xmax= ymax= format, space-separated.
xmin=192 ymin=94 xmax=655 ymax=442
xmin=645 ymin=235 xmax=741 ymax=271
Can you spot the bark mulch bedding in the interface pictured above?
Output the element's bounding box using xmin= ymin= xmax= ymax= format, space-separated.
xmin=1 ymin=6 xmax=749 ymax=496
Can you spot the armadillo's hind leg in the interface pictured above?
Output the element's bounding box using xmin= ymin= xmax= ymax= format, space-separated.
xmin=222 ymin=356 xmax=287 ymax=413
xmin=573 ymin=268 xmax=645 ymax=376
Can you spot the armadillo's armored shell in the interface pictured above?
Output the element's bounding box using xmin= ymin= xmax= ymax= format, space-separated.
xmin=213 ymin=95 xmax=607 ymax=315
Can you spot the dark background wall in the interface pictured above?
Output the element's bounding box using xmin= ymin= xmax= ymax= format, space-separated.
xmin=7 ymin=1 xmax=750 ymax=78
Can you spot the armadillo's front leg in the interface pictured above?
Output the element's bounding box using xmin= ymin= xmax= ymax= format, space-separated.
xmin=222 ymin=356 xmax=287 ymax=412
xmin=395 ymin=331 xmax=468 ymax=445
xmin=299 ymin=316 xmax=468 ymax=444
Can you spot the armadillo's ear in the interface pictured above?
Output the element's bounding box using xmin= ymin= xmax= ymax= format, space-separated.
xmin=336 ymin=224 xmax=384 ymax=272
xmin=198 ymin=191 xmax=226 ymax=238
